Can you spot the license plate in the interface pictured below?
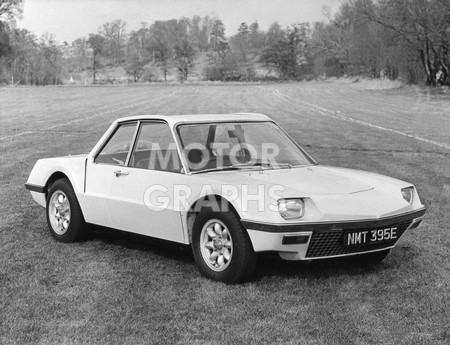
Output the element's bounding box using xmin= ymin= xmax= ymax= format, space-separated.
xmin=344 ymin=227 xmax=398 ymax=247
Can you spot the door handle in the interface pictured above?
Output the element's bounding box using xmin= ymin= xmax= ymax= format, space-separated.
xmin=114 ymin=170 xmax=129 ymax=177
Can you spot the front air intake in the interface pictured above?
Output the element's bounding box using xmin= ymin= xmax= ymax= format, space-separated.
xmin=305 ymin=220 xmax=412 ymax=258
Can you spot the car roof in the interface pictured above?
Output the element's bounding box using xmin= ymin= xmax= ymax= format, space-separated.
xmin=114 ymin=113 xmax=272 ymax=127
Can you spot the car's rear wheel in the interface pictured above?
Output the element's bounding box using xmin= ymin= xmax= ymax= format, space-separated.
xmin=46 ymin=178 xmax=87 ymax=242
xmin=192 ymin=208 xmax=256 ymax=283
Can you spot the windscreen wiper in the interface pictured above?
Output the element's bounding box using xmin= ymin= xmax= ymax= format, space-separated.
xmin=190 ymin=162 xmax=294 ymax=174
xmin=275 ymin=162 xmax=292 ymax=169
xmin=191 ymin=163 xmax=262 ymax=174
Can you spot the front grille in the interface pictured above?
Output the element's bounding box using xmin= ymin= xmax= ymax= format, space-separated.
xmin=305 ymin=220 xmax=412 ymax=258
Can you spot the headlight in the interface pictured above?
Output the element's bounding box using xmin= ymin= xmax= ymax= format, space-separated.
xmin=401 ymin=187 xmax=414 ymax=204
xmin=278 ymin=198 xmax=305 ymax=220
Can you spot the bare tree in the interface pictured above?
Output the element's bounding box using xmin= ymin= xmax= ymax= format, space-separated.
xmin=87 ymin=34 xmax=105 ymax=83
xmin=172 ymin=19 xmax=196 ymax=82
xmin=125 ymin=28 xmax=151 ymax=82
xmin=0 ymin=0 xmax=23 ymax=23
xmin=149 ymin=20 xmax=176 ymax=81
xmin=98 ymin=19 xmax=127 ymax=65
xmin=0 ymin=0 xmax=22 ymax=62
xmin=357 ymin=0 xmax=450 ymax=85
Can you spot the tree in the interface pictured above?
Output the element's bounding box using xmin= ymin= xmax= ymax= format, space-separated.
xmin=248 ymin=21 xmax=265 ymax=50
xmin=0 ymin=0 xmax=23 ymax=62
xmin=64 ymin=37 xmax=91 ymax=74
xmin=149 ymin=20 xmax=176 ymax=81
xmin=227 ymin=21 xmax=265 ymax=81
xmin=309 ymin=1 xmax=419 ymax=81
xmin=234 ymin=22 xmax=250 ymax=61
xmin=265 ymin=22 xmax=283 ymax=45
xmin=87 ymin=34 xmax=105 ymax=83
xmin=238 ymin=22 xmax=250 ymax=36
xmin=310 ymin=3 xmax=359 ymax=77
xmin=209 ymin=19 xmax=229 ymax=57
xmin=204 ymin=19 xmax=232 ymax=81
xmin=173 ymin=39 xmax=195 ymax=81
xmin=0 ymin=0 xmax=23 ymax=23
xmin=7 ymin=28 xmax=37 ymax=84
xmin=261 ymin=23 xmax=311 ymax=79
xmin=125 ymin=55 xmax=145 ymax=82
xmin=72 ymin=37 xmax=88 ymax=57
xmin=172 ymin=19 xmax=196 ymax=82
xmin=37 ymin=33 xmax=63 ymax=85
xmin=199 ymin=16 xmax=214 ymax=51
xmin=0 ymin=20 xmax=10 ymax=58
xmin=2 ymin=28 xmax=63 ymax=85
xmin=249 ymin=21 xmax=259 ymax=34
xmin=98 ymin=19 xmax=127 ymax=65
xmin=125 ymin=28 xmax=151 ymax=82
xmin=357 ymin=0 xmax=450 ymax=85
xmin=189 ymin=15 xmax=203 ymax=51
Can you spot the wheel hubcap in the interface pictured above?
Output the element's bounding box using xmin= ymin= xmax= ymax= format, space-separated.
xmin=48 ymin=191 xmax=71 ymax=235
xmin=200 ymin=219 xmax=233 ymax=272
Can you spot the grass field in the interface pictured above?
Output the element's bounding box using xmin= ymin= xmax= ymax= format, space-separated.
xmin=1 ymin=80 xmax=449 ymax=344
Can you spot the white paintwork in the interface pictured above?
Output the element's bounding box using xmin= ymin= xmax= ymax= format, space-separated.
xmin=181 ymin=165 xmax=423 ymax=224
xmin=84 ymin=158 xmax=188 ymax=243
xmin=247 ymin=230 xmax=312 ymax=257
xmin=26 ymin=113 xmax=426 ymax=258
xmin=26 ymin=154 xmax=88 ymax=207
xmin=30 ymin=191 xmax=46 ymax=207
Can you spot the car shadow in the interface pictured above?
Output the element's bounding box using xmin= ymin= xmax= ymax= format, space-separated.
xmin=86 ymin=225 xmax=419 ymax=283
xmin=88 ymin=225 xmax=195 ymax=264
xmin=253 ymin=245 xmax=420 ymax=282
xmin=253 ymin=253 xmax=382 ymax=281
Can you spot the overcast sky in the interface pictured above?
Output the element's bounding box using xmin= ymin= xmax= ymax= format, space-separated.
xmin=18 ymin=0 xmax=342 ymax=43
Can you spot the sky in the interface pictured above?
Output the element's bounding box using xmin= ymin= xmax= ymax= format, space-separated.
xmin=18 ymin=0 xmax=342 ymax=44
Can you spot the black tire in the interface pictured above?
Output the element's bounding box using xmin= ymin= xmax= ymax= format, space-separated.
xmin=46 ymin=178 xmax=87 ymax=242
xmin=348 ymin=249 xmax=391 ymax=266
xmin=192 ymin=208 xmax=257 ymax=284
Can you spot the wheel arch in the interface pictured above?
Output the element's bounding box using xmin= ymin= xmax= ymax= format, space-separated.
xmin=45 ymin=174 xmax=88 ymax=242
xmin=45 ymin=172 xmax=87 ymax=218
xmin=45 ymin=171 xmax=70 ymax=195
xmin=185 ymin=194 xmax=243 ymax=244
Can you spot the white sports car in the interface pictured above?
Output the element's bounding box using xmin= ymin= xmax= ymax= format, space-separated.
xmin=26 ymin=113 xmax=426 ymax=283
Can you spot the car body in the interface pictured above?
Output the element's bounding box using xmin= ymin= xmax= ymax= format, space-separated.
xmin=26 ymin=113 xmax=426 ymax=283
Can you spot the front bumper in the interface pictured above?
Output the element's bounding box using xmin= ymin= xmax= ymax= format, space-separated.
xmin=25 ymin=183 xmax=47 ymax=207
xmin=242 ymin=208 xmax=426 ymax=260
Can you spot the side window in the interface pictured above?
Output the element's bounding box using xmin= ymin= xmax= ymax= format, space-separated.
xmin=95 ymin=123 xmax=137 ymax=166
xmin=130 ymin=122 xmax=182 ymax=173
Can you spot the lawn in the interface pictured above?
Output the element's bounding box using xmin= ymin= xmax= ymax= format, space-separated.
xmin=1 ymin=81 xmax=449 ymax=344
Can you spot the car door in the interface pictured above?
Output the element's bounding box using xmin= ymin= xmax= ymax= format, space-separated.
xmin=84 ymin=120 xmax=188 ymax=243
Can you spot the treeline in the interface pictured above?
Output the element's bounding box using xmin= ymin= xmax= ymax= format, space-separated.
xmin=0 ymin=0 xmax=449 ymax=86
xmin=314 ymin=0 xmax=450 ymax=86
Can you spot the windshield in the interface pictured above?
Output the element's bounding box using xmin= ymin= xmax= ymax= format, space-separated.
xmin=177 ymin=121 xmax=315 ymax=173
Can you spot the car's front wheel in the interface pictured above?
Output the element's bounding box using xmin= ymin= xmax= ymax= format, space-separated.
xmin=46 ymin=178 xmax=87 ymax=242
xmin=192 ymin=208 xmax=256 ymax=283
